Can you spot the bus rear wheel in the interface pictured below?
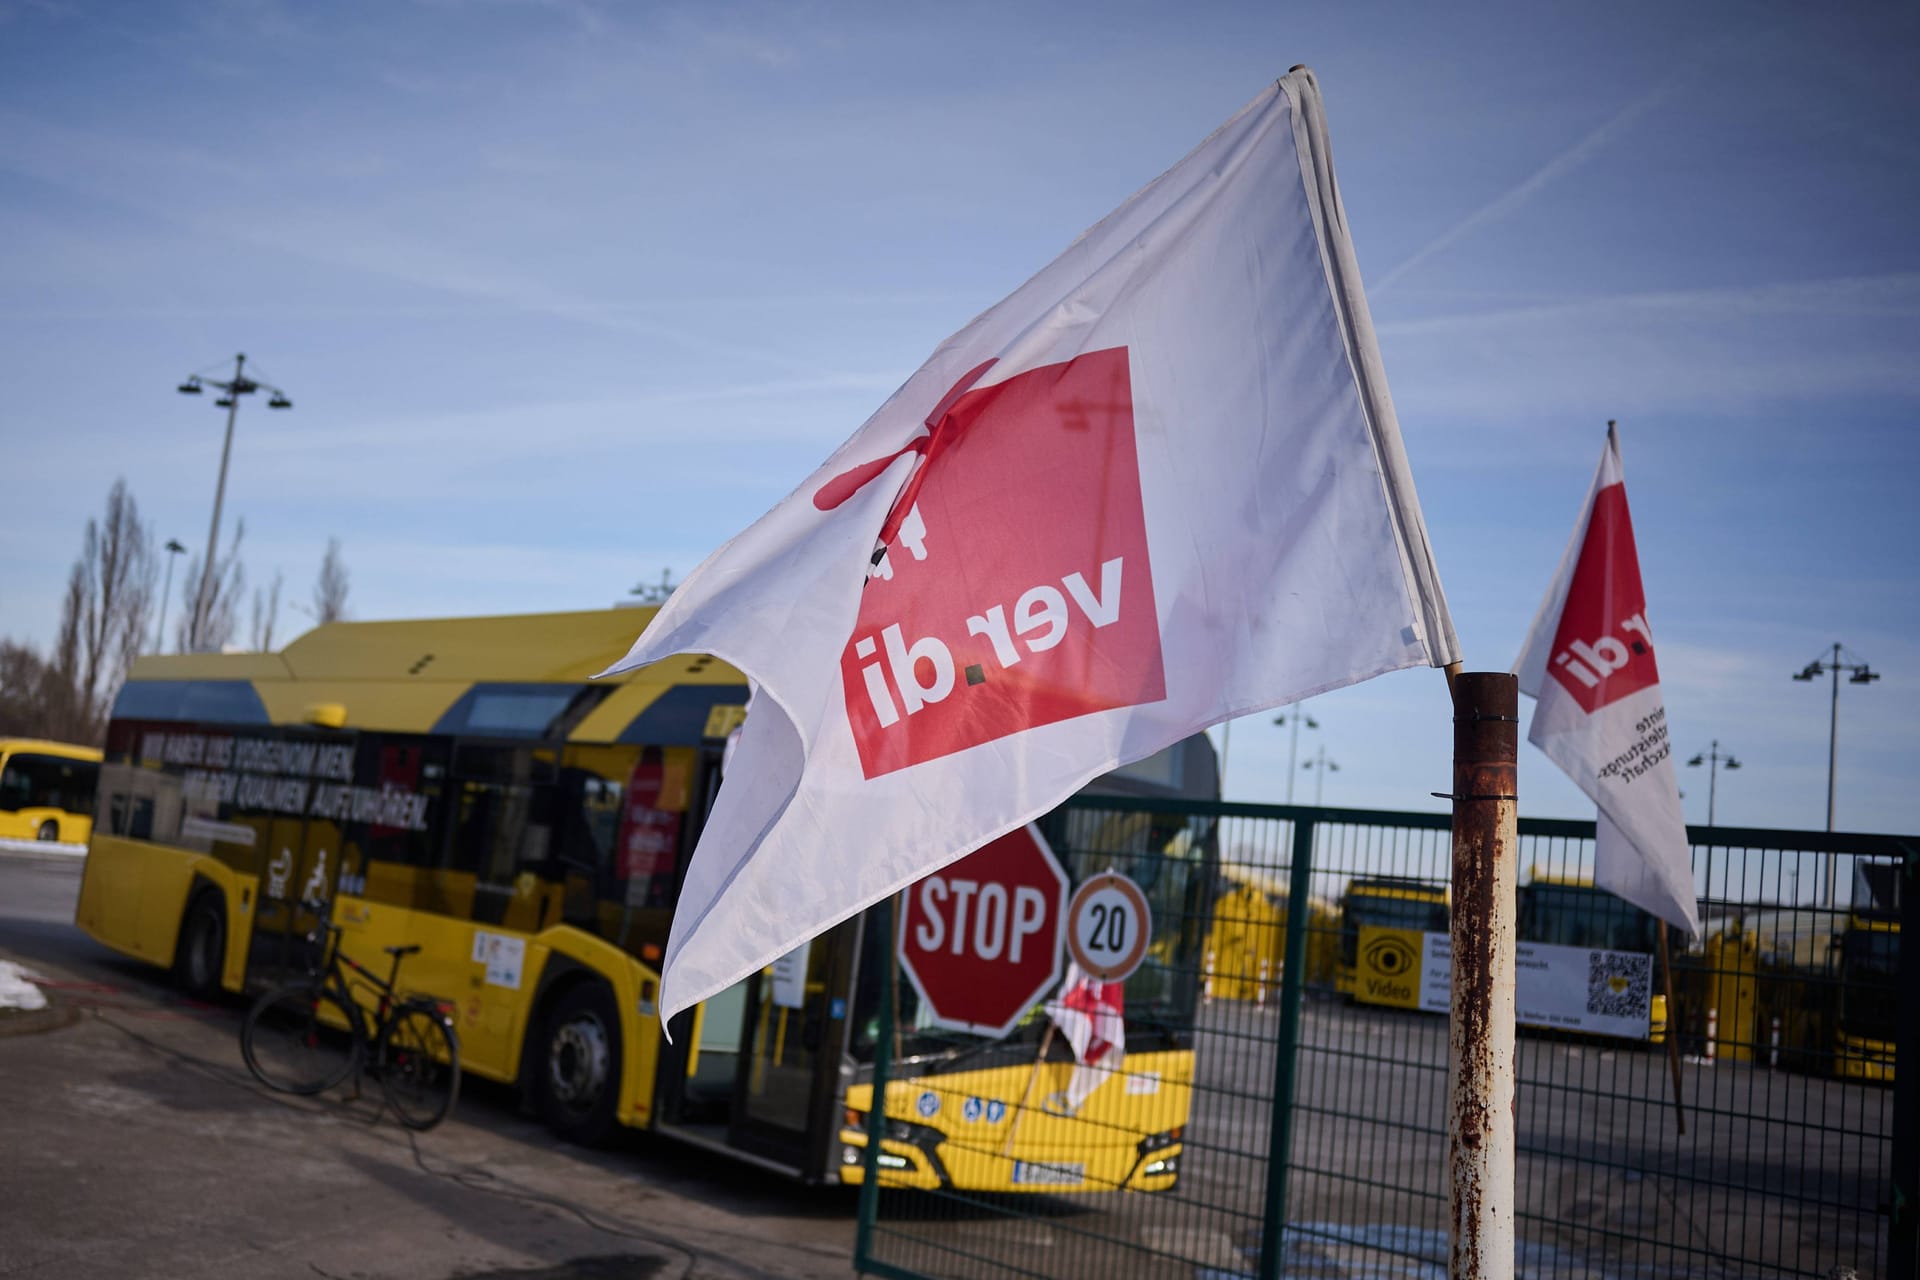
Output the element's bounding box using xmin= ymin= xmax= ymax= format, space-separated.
xmin=536 ymin=981 xmax=622 ymax=1146
xmin=173 ymin=891 xmax=226 ymax=1000
xmin=36 ymin=820 xmax=57 ymax=841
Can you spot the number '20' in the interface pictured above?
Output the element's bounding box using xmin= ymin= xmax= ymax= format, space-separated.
xmin=1088 ymin=903 xmax=1130 ymax=952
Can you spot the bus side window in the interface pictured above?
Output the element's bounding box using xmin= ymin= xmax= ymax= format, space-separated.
xmin=446 ymin=746 xmax=555 ymax=929
xmin=345 ymin=736 xmax=447 ymax=912
xmin=129 ymin=796 xmax=154 ymax=840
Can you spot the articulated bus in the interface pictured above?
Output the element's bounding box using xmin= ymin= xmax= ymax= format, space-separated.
xmin=0 ymin=739 xmax=101 ymax=844
xmin=75 ymin=607 xmax=1216 ymax=1192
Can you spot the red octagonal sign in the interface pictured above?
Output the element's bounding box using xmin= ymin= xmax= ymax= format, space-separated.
xmin=898 ymin=823 xmax=1069 ymax=1038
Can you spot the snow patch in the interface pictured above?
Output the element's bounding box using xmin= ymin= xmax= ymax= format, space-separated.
xmin=0 ymin=960 xmax=48 ymax=1011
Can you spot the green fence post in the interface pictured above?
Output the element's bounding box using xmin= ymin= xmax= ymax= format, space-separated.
xmin=1258 ymin=814 xmax=1317 ymax=1279
xmin=854 ymin=897 xmax=894 ymax=1273
xmin=1891 ymin=842 xmax=1918 ymax=1278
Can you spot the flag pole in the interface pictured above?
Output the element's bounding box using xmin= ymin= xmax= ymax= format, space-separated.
xmin=1002 ymin=1023 xmax=1056 ymax=1156
xmin=891 ymin=892 xmax=906 ymax=1064
xmin=1657 ymin=922 xmax=1687 ymax=1135
xmin=1448 ymin=672 xmax=1517 ymax=1280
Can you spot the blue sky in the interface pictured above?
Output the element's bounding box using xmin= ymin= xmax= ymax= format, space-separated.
xmin=2 ymin=1 xmax=1915 ymax=837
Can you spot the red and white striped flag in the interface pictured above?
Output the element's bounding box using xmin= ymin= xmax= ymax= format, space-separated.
xmin=1043 ymin=963 xmax=1127 ymax=1114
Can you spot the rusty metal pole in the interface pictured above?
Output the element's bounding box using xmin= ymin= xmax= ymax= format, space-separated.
xmin=1449 ymin=673 xmax=1517 ymax=1279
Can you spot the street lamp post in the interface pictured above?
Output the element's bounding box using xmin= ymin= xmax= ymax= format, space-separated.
xmin=1685 ymin=741 xmax=1741 ymax=826
xmin=1272 ymin=704 xmax=1319 ymax=804
xmin=1791 ymin=644 xmax=1881 ymax=833
xmin=177 ymin=354 xmax=292 ymax=651
xmin=1302 ymin=743 xmax=1340 ymax=806
xmin=1793 ymin=643 xmax=1881 ymax=906
xmin=154 ymin=538 xmax=187 ymax=654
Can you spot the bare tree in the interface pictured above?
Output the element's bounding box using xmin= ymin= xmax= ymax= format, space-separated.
xmin=177 ymin=519 xmax=247 ymax=654
xmin=0 ymin=640 xmax=85 ymax=742
xmin=314 ymin=537 xmax=350 ymax=624
xmin=250 ymin=570 xmax=284 ymax=652
xmin=48 ymin=479 xmax=157 ymax=740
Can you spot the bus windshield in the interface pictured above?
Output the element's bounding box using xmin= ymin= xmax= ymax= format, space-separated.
xmin=1345 ymin=895 xmax=1447 ymax=934
xmin=1838 ymin=927 xmax=1897 ymax=1043
xmin=849 ymin=801 xmax=1218 ymax=1070
xmin=1518 ymin=883 xmax=1657 ymax=953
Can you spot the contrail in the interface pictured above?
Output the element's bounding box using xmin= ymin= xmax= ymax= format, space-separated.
xmin=1370 ymin=78 xmax=1677 ymax=297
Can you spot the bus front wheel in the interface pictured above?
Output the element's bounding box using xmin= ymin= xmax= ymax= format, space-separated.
xmin=536 ymin=981 xmax=622 ymax=1146
xmin=173 ymin=890 xmax=226 ymax=1000
xmin=36 ymin=820 xmax=57 ymax=841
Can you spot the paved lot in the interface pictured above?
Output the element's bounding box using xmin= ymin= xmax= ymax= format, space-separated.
xmin=0 ymin=853 xmax=856 ymax=1280
xmin=5 ymin=851 xmax=1892 ymax=1279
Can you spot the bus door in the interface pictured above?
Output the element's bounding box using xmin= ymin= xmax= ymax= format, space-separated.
xmin=650 ymin=746 xmax=852 ymax=1176
xmin=653 ymin=921 xmax=854 ymax=1177
xmin=727 ymin=919 xmax=855 ymax=1173
xmin=247 ymin=811 xmax=339 ymax=981
xmin=652 ymin=749 xmax=752 ymax=1137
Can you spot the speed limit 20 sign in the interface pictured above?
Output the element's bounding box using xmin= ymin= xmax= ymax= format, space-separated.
xmin=1065 ymin=871 xmax=1152 ymax=981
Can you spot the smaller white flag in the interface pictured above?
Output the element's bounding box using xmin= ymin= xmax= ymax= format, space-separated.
xmin=1515 ymin=425 xmax=1701 ymax=939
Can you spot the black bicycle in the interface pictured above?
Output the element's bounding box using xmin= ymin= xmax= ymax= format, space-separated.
xmin=240 ymin=904 xmax=461 ymax=1130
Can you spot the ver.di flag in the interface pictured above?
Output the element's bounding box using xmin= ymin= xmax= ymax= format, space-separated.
xmin=1514 ymin=425 xmax=1701 ymax=939
xmin=606 ymin=69 xmax=1461 ymax=1023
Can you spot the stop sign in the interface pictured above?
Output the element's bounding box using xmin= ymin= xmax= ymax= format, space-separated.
xmin=898 ymin=823 xmax=1069 ymax=1038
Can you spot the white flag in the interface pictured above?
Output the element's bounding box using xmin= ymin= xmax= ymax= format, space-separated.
xmin=608 ymin=70 xmax=1460 ymax=1023
xmin=1515 ymin=425 xmax=1701 ymax=939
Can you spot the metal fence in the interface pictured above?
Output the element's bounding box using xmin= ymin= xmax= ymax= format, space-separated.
xmin=855 ymin=796 xmax=1912 ymax=1279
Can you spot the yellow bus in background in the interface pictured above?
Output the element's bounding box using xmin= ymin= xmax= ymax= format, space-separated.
xmin=1834 ymin=860 xmax=1898 ymax=1082
xmin=1336 ymin=877 xmax=1448 ymax=999
xmin=74 ymin=607 xmax=1215 ymax=1192
xmin=1516 ymin=874 xmax=1670 ymax=1043
xmin=0 ymin=739 xmax=101 ymax=843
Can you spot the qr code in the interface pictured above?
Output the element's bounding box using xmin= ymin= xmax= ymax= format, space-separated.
xmin=1586 ymin=951 xmax=1651 ymax=1018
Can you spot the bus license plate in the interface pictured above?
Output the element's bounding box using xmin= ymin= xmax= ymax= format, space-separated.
xmin=1011 ymin=1161 xmax=1084 ymax=1187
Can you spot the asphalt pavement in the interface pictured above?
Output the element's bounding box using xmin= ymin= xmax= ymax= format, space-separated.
xmin=0 ymin=852 xmax=857 ymax=1280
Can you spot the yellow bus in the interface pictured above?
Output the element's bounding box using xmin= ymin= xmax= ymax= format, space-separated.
xmin=75 ymin=607 xmax=1214 ymax=1191
xmin=1336 ymin=876 xmax=1448 ymax=1000
xmin=1834 ymin=860 xmax=1897 ymax=1083
xmin=0 ymin=739 xmax=101 ymax=844
xmin=1515 ymin=875 xmax=1670 ymax=1043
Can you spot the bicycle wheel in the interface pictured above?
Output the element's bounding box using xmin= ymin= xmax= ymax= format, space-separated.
xmin=242 ymin=985 xmax=360 ymax=1095
xmin=380 ymin=1005 xmax=460 ymax=1130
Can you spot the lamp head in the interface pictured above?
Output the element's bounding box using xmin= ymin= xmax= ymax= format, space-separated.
xmin=1725 ymin=758 xmax=1742 ymax=770
xmin=213 ymin=397 xmax=235 ymax=408
xmin=1850 ymin=668 xmax=1880 ymax=685
xmin=1687 ymin=754 xmax=1704 ymax=767
xmin=267 ymin=394 xmax=292 ymax=410
xmin=176 ymin=378 xmax=203 ymax=395
xmin=1793 ymin=664 xmax=1819 ymax=681
xmin=164 ymin=538 xmax=186 ymax=554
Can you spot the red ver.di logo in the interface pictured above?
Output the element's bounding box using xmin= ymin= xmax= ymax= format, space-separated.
xmin=1548 ymin=483 xmax=1660 ymax=714
xmin=815 ymin=347 xmax=1165 ymax=778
